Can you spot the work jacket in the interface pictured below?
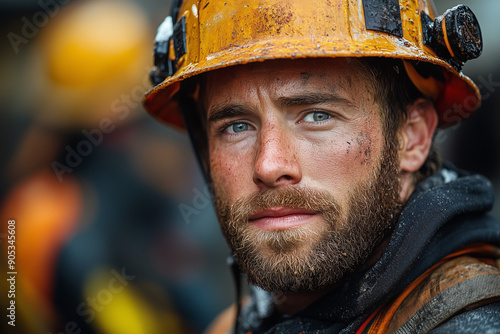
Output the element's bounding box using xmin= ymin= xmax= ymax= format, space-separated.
xmin=215 ymin=163 xmax=500 ymax=333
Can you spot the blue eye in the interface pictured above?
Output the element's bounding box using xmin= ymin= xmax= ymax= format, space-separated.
xmin=304 ymin=112 xmax=330 ymax=122
xmin=227 ymin=122 xmax=249 ymax=133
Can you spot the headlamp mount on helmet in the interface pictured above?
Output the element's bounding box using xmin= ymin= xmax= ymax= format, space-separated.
xmin=150 ymin=15 xmax=189 ymax=86
xmin=421 ymin=5 xmax=482 ymax=72
xmin=150 ymin=0 xmax=187 ymax=86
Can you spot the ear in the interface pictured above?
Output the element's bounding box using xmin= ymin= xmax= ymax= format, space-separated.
xmin=399 ymin=98 xmax=438 ymax=173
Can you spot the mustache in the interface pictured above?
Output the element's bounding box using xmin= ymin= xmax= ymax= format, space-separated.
xmin=217 ymin=187 xmax=341 ymax=225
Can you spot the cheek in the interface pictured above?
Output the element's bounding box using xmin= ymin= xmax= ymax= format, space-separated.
xmin=209 ymin=146 xmax=252 ymax=201
xmin=300 ymin=131 xmax=380 ymax=194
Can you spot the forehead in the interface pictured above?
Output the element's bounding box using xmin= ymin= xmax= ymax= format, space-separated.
xmin=201 ymin=58 xmax=372 ymax=105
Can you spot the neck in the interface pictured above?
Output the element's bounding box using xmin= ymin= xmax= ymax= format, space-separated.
xmin=272 ymin=287 xmax=334 ymax=315
xmin=399 ymin=172 xmax=416 ymax=202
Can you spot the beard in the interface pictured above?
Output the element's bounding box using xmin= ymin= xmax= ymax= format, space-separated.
xmin=213 ymin=139 xmax=402 ymax=293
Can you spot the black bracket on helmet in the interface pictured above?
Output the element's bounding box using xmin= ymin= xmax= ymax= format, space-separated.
xmin=362 ymin=0 xmax=403 ymax=37
xmin=173 ymin=16 xmax=187 ymax=63
xmin=150 ymin=0 xmax=188 ymax=86
xmin=421 ymin=5 xmax=482 ymax=72
xmin=150 ymin=16 xmax=174 ymax=86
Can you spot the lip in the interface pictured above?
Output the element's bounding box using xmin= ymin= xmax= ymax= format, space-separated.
xmin=249 ymin=207 xmax=317 ymax=230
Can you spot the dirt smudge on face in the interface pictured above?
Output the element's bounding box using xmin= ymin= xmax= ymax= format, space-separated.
xmin=300 ymin=72 xmax=312 ymax=81
xmin=354 ymin=131 xmax=372 ymax=165
xmin=346 ymin=140 xmax=352 ymax=154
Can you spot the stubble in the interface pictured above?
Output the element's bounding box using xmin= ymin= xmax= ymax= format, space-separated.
xmin=213 ymin=138 xmax=402 ymax=293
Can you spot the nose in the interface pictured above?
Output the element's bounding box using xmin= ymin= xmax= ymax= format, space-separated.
xmin=253 ymin=124 xmax=302 ymax=189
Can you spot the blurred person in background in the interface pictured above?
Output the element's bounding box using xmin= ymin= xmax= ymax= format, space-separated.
xmin=143 ymin=0 xmax=500 ymax=333
xmin=1 ymin=0 xmax=232 ymax=333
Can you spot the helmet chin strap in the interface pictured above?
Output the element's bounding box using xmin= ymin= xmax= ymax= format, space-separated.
xmin=178 ymin=88 xmax=243 ymax=331
xmin=228 ymin=255 xmax=242 ymax=334
xmin=178 ymin=88 xmax=210 ymax=180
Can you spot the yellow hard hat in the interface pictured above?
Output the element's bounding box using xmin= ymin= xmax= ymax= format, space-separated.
xmin=31 ymin=0 xmax=152 ymax=128
xmin=143 ymin=0 xmax=483 ymax=129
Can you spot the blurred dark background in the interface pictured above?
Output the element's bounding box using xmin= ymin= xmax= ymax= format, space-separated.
xmin=0 ymin=1 xmax=498 ymax=333
xmin=0 ymin=1 xmax=233 ymax=333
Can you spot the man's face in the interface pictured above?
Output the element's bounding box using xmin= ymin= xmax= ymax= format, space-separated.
xmin=203 ymin=58 xmax=402 ymax=292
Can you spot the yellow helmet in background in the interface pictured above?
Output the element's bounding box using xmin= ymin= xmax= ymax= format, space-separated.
xmin=31 ymin=0 xmax=152 ymax=128
xmin=143 ymin=0 xmax=483 ymax=129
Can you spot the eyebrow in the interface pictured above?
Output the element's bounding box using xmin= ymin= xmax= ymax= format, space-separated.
xmin=276 ymin=92 xmax=355 ymax=109
xmin=207 ymin=105 xmax=251 ymax=124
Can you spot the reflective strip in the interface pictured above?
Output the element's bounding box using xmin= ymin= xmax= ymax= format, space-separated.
xmin=359 ymin=244 xmax=500 ymax=334
xmin=395 ymin=273 xmax=500 ymax=333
